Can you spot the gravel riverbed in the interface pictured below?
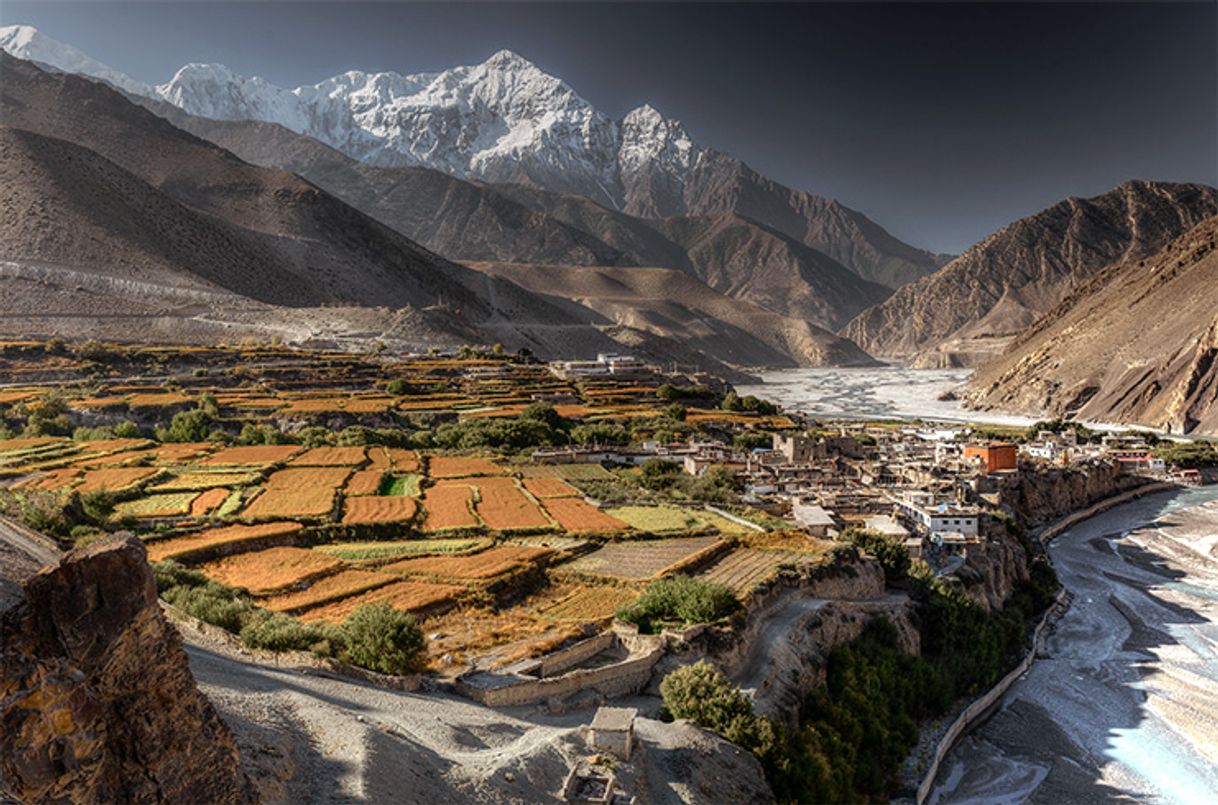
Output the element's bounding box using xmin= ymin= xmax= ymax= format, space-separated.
xmin=929 ymin=486 xmax=1218 ymax=804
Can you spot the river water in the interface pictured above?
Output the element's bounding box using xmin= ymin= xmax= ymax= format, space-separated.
xmin=930 ymin=486 xmax=1218 ymax=804
xmin=734 ymin=367 xmax=1036 ymax=426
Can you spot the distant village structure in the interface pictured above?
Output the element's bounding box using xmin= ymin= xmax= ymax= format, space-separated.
xmin=528 ymin=354 xmax=1198 ymax=575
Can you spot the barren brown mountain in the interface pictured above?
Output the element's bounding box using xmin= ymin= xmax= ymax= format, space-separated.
xmin=965 ymin=216 xmax=1218 ymax=435
xmin=843 ymin=180 xmax=1218 ymax=365
xmin=0 ymin=54 xmax=878 ymax=371
xmin=137 ymin=97 xmax=890 ymax=331
xmin=467 ymin=262 xmax=878 ymax=368
xmin=620 ymin=146 xmax=952 ymax=288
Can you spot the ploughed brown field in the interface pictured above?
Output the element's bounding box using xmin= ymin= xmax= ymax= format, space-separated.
xmin=383 ymin=545 xmax=551 ymax=581
xmin=341 ymin=495 xmax=418 ymax=525
xmin=421 ymin=483 xmax=480 ymax=531
xmin=199 ymin=547 xmax=343 ymax=596
xmin=540 ymin=497 xmax=627 ymax=534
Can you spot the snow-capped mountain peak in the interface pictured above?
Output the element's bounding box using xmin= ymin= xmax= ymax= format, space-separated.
xmin=0 ymin=23 xmax=151 ymax=96
xmin=0 ymin=26 xmax=706 ymax=207
xmin=620 ymin=103 xmax=700 ymax=172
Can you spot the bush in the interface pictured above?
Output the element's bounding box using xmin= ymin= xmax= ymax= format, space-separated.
xmin=152 ymin=559 xmax=210 ymax=591
xmin=342 ymin=603 xmax=426 ymax=675
xmin=237 ymin=422 xmax=291 ymax=445
xmin=570 ymin=422 xmax=629 ymax=445
xmin=159 ymin=408 xmax=213 ymax=442
xmin=656 ymin=384 xmax=715 ymax=402
xmin=616 ymin=575 xmax=740 ymax=633
xmin=837 ymin=527 xmax=910 ymax=582
xmin=240 ymin=610 xmax=343 ymax=655
xmin=161 ymin=580 xmax=255 ymax=633
xmin=661 ymin=660 xmax=755 ymax=730
xmin=661 ymin=662 xmax=786 ymax=786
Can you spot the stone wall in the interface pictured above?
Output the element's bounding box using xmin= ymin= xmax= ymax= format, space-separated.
xmin=456 ymin=643 xmax=665 ymax=707
xmin=0 ymin=535 xmax=253 ymax=804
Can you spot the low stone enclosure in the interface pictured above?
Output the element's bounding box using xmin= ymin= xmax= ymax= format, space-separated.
xmin=454 ymin=548 xmax=904 ymax=713
xmin=455 ymin=628 xmax=666 ymax=707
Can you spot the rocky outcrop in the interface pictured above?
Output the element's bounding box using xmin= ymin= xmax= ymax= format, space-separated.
xmin=953 ymin=530 xmax=1032 ymax=612
xmin=0 ymin=535 xmax=253 ymax=804
xmin=998 ymin=459 xmax=1143 ymax=529
xmin=965 ymin=216 xmax=1218 ymax=435
xmin=844 ymin=181 xmax=1218 ymax=361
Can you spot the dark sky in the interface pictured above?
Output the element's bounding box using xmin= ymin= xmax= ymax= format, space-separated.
xmin=4 ymin=1 xmax=1216 ymax=254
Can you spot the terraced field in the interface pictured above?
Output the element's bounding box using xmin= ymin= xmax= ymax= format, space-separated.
xmin=261 ymin=569 xmax=396 ymax=613
xmin=562 ymin=536 xmax=724 ymax=581
xmin=298 ymin=581 xmax=466 ymax=623
xmin=199 ymin=547 xmax=343 ymax=596
xmin=539 ymin=586 xmax=639 ymax=621
xmin=384 ymin=545 xmax=551 ymax=581
xmin=695 ymin=548 xmax=813 ymax=594
xmin=145 ymin=521 xmax=303 ymax=562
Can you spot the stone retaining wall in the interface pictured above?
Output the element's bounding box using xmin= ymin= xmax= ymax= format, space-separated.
xmin=455 ymin=645 xmax=665 ymax=707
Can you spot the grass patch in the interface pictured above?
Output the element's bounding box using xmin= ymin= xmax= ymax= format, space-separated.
xmin=380 ymin=474 xmax=421 ymax=497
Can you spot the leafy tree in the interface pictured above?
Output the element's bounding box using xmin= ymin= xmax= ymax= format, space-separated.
xmin=639 ymin=458 xmax=681 ymax=491
xmin=237 ymin=422 xmax=291 ymax=445
xmin=733 ymin=431 xmax=772 ymax=451
xmin=838 ymin=527 xmax=910 ymax=582
xmin=112 ymin=420 xmax=142 ymax=438
xmin=342 ymin=603 xmax=426 ymax=675
xmin=616 ymin=575 xmax=740 ymax=632
xmin=570 ymin=422 xmax=629 ymax=445
xmin=1154 ymin=441 xmax=1218 ymax=468
xmin=520 ymin=402 xmax=570 ymax=430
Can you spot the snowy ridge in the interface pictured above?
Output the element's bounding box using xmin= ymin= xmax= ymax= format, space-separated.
xmin=0 ymin=24 xmax=152 ymax=96
xmin=0 ymin=25 xmax=704 ymax=207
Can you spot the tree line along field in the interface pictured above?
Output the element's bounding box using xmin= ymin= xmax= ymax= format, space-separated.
xmin=0 ymin=339 xmax=820 ymax=671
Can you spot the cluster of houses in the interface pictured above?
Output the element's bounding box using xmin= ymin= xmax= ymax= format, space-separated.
xmin=530 ymin=367 xmax=1204 ymax=568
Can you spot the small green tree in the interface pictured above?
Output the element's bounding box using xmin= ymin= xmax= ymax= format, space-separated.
xmin=342 ymin=603 xmax=426 ymax=675
xmin=616 ymin=575 xmax=740 ymax=632
xmin=838 ymin=527 xmax=910 ymax=582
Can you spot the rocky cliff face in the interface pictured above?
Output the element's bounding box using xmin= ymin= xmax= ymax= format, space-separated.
xmin=954 ymin=530 xmax=1032 ymax=613
xmin=999 ymin=460 xmax=1142 ymax=529
xmin=0 ymin=535 xmax=253 ymax=804
xmin=965 ymin=216 xmax=1218 ymax=435
xmin=844 ymin=181 xmax=1218 ymax=362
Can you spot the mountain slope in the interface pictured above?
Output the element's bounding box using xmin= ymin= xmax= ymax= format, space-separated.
xmin=619 ymin=137 xmax=951 ymax=287
xmin=964 ymin=216 xmax=1218 ymax=435
xmin=647 ymin=215 xmax=892 ymax=331
xmin=843 ymin=181 xmax=1218 ymax=362
xmin=0 ymin=53 xmax=878 ymax=371
xmin=0 ymin=23 xmax=943 ymax=288
xmin=466 ymin=262 xmax=878 ymax=368
xmin=129 ymin=97 xmax=886 ymax=329
xmin=0 ymin=52 xmax=495 ymax=314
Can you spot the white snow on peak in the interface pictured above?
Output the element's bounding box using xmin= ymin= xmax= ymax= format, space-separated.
xmin=0 ymin=23 xmax=152 ymax=96
xmin=2 ymin=27 xmax=707 ymax=205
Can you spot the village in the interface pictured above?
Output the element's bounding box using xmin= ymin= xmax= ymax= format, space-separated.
xmin=2 ymin=340 xmax=1214 ymax=804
